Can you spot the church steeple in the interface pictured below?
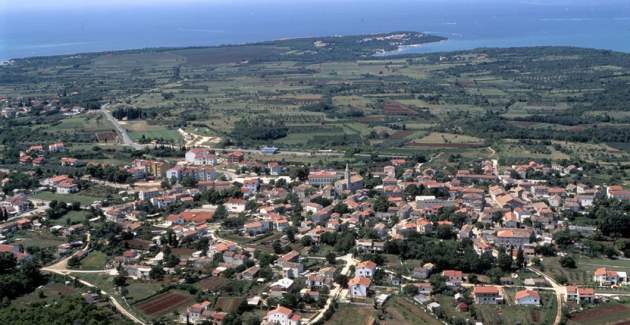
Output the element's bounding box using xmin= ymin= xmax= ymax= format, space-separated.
xmin=345 ymin=163 xmax=351 ymax=190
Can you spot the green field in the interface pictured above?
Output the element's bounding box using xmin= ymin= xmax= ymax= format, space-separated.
xmin=2 ymin=38 xmax=630 ymax=180
xmin=33 ymin=191 xmax=102 ymax=206
xmin=79 ymin=251 xmax=109 ymax=270
xmin=325 ymin=304 xmax=377 ymax=325
xmin=53 ymin=210 xmax=90 ymax=226
xmin=382 ymin=296 xmax=441 ymax=325
xmin=125 ymin=280 xmax=168 ymax=302
xmin=13 ymin=231 xmax=66 ymax=249
xmin=543 ymin=255 xmax=630 ymax=287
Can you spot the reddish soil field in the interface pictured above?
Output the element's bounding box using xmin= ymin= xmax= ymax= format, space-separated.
xmin=383 ymin=101 xmax=417 ymax=115
xmin=390 ymin=130 xmax=414 ymax=139
xmin=571 ymin=304 xmax=630 ymax=322
xmin=135 ymin=291 xmax=193 ymax=316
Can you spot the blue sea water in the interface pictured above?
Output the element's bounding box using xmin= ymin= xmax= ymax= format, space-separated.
xmin=1 ymin=0 xmax=630 ymax=60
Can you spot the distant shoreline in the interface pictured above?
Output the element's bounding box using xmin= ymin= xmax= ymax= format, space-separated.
xmin=3 ymin=31 xmax=446 ymax=62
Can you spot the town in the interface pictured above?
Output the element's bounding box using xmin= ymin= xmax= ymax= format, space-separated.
xmin=1 ymin=115 xmax=630 ymax=324
xmin=3 ymin=29 xmax=630 ymax=325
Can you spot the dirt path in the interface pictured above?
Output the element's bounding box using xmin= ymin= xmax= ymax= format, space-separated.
xmin=529 ymin=267 xmax=563 ymax=325
xmin=41 ymin=234 xmax=146 ymax=325
xmin=307 ymin=253 xmax=357 ymax=324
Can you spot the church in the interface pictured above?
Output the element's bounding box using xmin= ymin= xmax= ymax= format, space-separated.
xmin=334 ymin=164 xmax=364 ymax=194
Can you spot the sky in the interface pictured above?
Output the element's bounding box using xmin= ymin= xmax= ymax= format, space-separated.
xmin=1 ymin=0 xmax=624 ymax=12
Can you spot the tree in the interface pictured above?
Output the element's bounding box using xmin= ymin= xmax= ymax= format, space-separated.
xmin=300 ymin=235 xmax=313 ymax=247
xmin=334 ymin=273 xmax=348 ymax=288
xmin=181 ymin=175 xmax=197 ymax=188
xmin=163 ymin=250 xmax=181 ymax=268
xmin=150 ymin=264 xmax=166 ymax=280
xmin=113 ymin=274 xmax=127 ymax=287
xmin=326 ymin=252 xmax=337 ymax=265
xmin=559 ymin=256 xmax=577 ymax=269
xmin=497 ymin=248 xmax=512 ymax=272
xmin=429 ymin=275 xmax=447 ymax=294
xmin=516 ymin=247 xmax=526 ymax=269
xmin=285 ymin=227 xmax=297 ymax=243
xmin=272 ymin=240 xmax=283 ymax=254
xmin=67 ymin=256 xmax=81 ymax=269
xmin=403 ymin=284 xmax=417 ymax=296
xmin=373 ymin=195 xmax=390 ymax=212
xmin=214 ymin=205 xmax=228 ymax=220
xmin=0 ymin=253 xmax=17 ymax=274
xmin=288 ymin=166 xmax=309 ymax=181
xmin=245 ymin=200 xmax=257 ymax=211
xmin=332 ymin=203 xmax=349 ymax=215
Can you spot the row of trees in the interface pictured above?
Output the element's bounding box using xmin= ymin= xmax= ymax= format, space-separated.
xmin=111 ymin=107 xmax=143 ymax=120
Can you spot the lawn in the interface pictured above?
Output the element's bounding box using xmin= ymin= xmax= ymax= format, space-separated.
xmin=32 ymin=191 xmax=102 ymax=206
xmin=52 ymin=210 xmax=89 ymax=226
xmin=11 ymin=282 xmax=78 ymax=307
xmin=195 ymin=276 xmax=232 ymax=292
xmin=382 ymin=296 xmax=441 ymax=325
xmin=48 ymin=115 xmax=114 ymax=133
xmin=325 ymin=304 xmax=377 ymax=325
xmin=13 ymin=230 xmax=66 ymax=249
xmin=542 ymin=255 xmax=630 ymax=287
xmin=125 ymin=280 xmax=168 ymax=302
xmin=79 ymin=251 xmax=109 ymax=270
xmin=482 ymin=289 xmax=557 ymax=325
xmin=122 ymin=120 xmax=182 ymax=143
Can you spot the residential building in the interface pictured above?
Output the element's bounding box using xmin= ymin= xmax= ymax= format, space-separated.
xmin=593 ymin=267 xmax=628 ymax=286
xmin=473 ymin=286 xmax=501 ymax=304
xmin=265 ymin=305 xmax=301 ymax=325
xmin=348 ymin=277 xmax=371 ymax=298
xmin=355 ymin=260 xmax=377 ymax=278
xmin=515 ymin=289 xmax=540 ymax=305
xmin=185 ymin=148 xmax=216 ymax=165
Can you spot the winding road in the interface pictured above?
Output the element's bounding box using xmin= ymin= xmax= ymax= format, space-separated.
xmin=41 ymin=234 xmax=146 ymax=325
xmin=307 ymin=253 xmax=357 ymax=324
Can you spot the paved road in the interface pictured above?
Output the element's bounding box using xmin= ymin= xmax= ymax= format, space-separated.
xmin=100 ymin=104 xmax=143 ymax=150
xmin=529 ymin=267 xmax=563 ymax=325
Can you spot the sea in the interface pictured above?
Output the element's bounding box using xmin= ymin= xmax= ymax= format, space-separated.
xmin=1 ymin=0 xmax=630 ymax=60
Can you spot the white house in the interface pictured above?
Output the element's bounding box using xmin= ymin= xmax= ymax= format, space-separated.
xmin=348 ymin=276 xmax=371 ymax=298
xmin=265 ymin=305 xmax=301 ymax=325
xmin=355 ymin=260 xmax=377 ymax=278
xmin=593 ymin=267 xmax=628 ymax=286
xmin=515 ymin=289 xmax=540 ymax=305
xmin=473 ymin=286 xmax=501 ymax=304
xmin=225 ymin=198 xmax=246 ymax=213
xmin=185 ymin=148 xmax=216 ymax=165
